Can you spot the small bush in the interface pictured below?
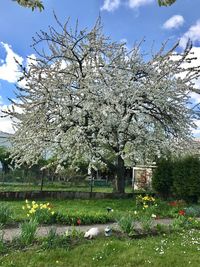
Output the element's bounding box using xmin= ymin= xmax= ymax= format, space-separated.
xmin=0 ymin=204 xmax=13 ymax=225
xmin=42 ymin=228 xmax=70 ymax=249
xmin=117 ymin=214 xmax=136 ymax=235
xmin=19 ymin=219 xmax=38 ymax=246
xmin=138 ymin=215 xmax=153 ymax=234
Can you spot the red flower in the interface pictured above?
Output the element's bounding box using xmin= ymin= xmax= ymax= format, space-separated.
xmin=178 ymin=210 xmax=185 ymax=216
xmin=77 ymin=219 xmax=81 ymax=225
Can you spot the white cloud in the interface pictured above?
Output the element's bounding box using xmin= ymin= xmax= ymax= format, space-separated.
xmin=180 ymin=20 xmax=200 ymax=49
xmin=192 ymin=119 xmax=200 ymax=136
xmin=101 ymin=0 xmax=120 ymax=12
xmin=163 ymin=15 xmax=184 ymax=30
xmin=0 ymin=106 xmax=14 ymax=133
xmin=0 ymin=100 xmax=22 ymax=134
xmin=0 ymin=42 xmax=23 ymax=83
xmin=128 ymin=0 xmax=154 ymax=9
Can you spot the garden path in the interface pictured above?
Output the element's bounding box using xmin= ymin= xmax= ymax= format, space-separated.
xmin=2 ymin=218 xmax=174 ymax=241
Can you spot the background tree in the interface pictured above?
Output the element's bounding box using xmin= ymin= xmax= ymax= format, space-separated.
xmin=13 ymin=0 xmax=44 ymax=11
xmin=158 ymin=0 xmax=177 ymax=6
xmin=7 ymin=17 xmax=200 ymax=193
xmin=0 ymin=146 xmax=12 ymax=173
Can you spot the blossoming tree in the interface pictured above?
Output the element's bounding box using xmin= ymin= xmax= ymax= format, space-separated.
xmin=7 ymin=17 xmax=200 ymax=193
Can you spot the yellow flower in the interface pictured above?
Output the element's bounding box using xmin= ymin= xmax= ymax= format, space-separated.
xmin=25 ymin=199 xmax=29 ymax=204
xmin=143 ymin=205 xmax=148 ymax=209
xmin=33 ymin=204 xmax=39 ymax=209
xmin=29 ymin=208 xmax=36 ymax=214
xmin=51 ymin=211 xmax=55 ymax=215
xmin=22 ymin=206 xmax=25 ymax=210
xmin=27 ymin=205 xmax=31 ymax=209
xmin=32 ymin=201 xmax=36 ymax=205
xmin=27 ymin=214 xmax=30 ymax=217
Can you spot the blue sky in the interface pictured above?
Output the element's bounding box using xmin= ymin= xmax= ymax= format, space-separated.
xmin=0 ymin=0 xmax=200 ymax=134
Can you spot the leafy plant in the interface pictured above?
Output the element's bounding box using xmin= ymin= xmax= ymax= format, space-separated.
xmin=67 ymin=226 xmax=84 ymax=239
xmin=136 ymin=195 xmax=156 ymax=209
xmin=0 ymin=224 xmax=6 ymax=253
xmin=139 ymin=215 xmax=153 ymax=234
xmin=23 ymin=200 xmax=54 ymax=224
xmin=19 ymin=219 xmax=38 ymax=246
xmin=42 ymin=228 xmax=70 ymax=249
xmin=117 ymin=214 xmax=136 ymax=235
xmin=171 ymin=216 xmax=187 ymax=231
xmin=0 ymin=204 xmax=13 ymax=225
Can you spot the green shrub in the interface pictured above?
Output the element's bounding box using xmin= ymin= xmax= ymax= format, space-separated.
xmin=152 ymin=157 xmax=173 ymax=199
xmin=153 ymin=155 xmax=200 ymax=203
xmin=172 ymin=156 xmax=200 ymax=203
xmin=0 ymin=204 xmax=13 ymax=225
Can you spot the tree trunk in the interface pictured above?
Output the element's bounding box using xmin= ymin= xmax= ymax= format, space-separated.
xmin=114 ymin=156 xmax=125 ymax=194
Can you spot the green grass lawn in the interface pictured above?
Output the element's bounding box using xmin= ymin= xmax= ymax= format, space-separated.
xmin=0 ymin=182 xmax=133 ymax=193
xmin=0 ymin=230 xmax=200 ymax=267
